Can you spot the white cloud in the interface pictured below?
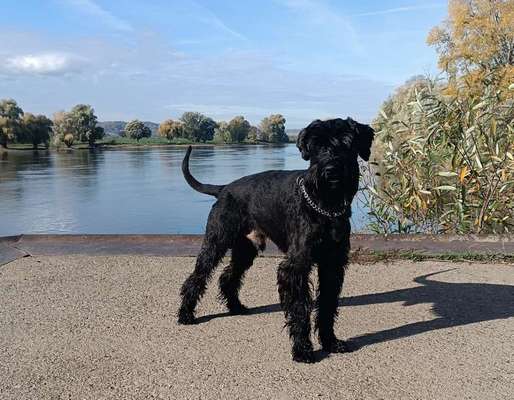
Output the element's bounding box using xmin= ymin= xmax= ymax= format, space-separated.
xmin=0 ymin=31 xmax=392 ymax=127
xmin=4 ymin=53 xmax=85 ymax=75
xmin=352 ymin=4 xmax=445 ymax=17
xmin=61 ymin=0 xmax=133 ymax=32
xmin=189 ymin=0 xmax=246 ymax=40
xmin=277 ymin=0 xmax=363 ymax=55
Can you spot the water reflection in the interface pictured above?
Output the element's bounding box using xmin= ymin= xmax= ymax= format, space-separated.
xmin=0 ymin=149 xmax=53 ymax=184
xmin=0 ymin=145 xmax=366 ymax=235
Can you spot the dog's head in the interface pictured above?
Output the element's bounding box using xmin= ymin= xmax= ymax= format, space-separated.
xmin=297 ymin=117 xmax=374 ymax=162
xmin=297 ymin=118 xmax=374 ymax=190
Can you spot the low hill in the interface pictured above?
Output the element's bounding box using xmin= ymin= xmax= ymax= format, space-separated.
xmin=286 ymin=128 xmax=300 ymax=141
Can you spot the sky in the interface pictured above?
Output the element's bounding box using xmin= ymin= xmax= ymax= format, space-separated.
xmin=0 ymin=0 xmax=448 ymax=128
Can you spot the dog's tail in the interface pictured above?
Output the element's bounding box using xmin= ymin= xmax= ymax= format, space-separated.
xmin=182 ymin=146 xmax=224 ymax=198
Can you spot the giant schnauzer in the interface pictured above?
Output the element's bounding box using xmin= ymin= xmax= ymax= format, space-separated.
xmin=177 ymin=118 xmax=374 ymax=363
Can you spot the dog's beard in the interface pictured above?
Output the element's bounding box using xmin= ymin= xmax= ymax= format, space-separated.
xmin=305 ymin=158 xmax=359 ymax=208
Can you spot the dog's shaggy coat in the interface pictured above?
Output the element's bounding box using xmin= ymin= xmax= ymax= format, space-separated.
xmin=177 ymin=118 xmax=374 ymax=363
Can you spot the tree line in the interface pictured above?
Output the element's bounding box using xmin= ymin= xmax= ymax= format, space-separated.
xmin=0 ymin=101 xmax=105 ymax=149
xmin=157 ymin=112 xmax=288 ymax=143
xmin=0 ymin=100 xmax=290 ymax=149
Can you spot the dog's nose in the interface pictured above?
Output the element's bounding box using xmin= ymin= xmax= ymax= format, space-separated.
xmin=324 ymin=166 xmax=342 ymax=181
xmin=324 ymin=165 xmax=335 ymax=174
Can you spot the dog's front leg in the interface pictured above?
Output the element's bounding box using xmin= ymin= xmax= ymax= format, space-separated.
xmin=316 ymin=258 xmax=350 ymax=353
xmin=277 ymin=251 xmax=314 ymax=363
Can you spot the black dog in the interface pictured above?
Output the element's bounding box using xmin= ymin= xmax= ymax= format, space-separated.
xmin=177 ymin=118 xmax=374 ymax=363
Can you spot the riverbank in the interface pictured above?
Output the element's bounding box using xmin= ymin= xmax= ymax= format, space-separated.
xmin=0 ymin=253 xmax=512 ymax=399
xmin=2 ymin=234 xmax=514 ymax=266
xmin=1 ymin=143 xmax=246 ymax=153
xmin=1 ymin=138 xmax=296 ymax=151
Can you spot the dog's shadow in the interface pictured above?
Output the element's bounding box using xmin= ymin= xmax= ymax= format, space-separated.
xmin=197 ymin=269 xmax=514 ymax=357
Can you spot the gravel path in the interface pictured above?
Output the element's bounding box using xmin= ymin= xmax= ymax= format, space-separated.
xmin=0 ymin=256 xmax=513 ymax=399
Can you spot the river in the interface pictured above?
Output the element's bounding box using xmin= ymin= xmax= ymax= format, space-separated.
xmin=0 ymin=145 xmax=368 ymax=235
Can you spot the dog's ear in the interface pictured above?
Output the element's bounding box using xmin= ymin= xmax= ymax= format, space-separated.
xmin=356 ymin=124 xmax=375 ymax=161
xmin=347 ymin=118 xmax=374 ymax=161
xmin=296 ymin=128 xmax=310 ymax=160
xmin=297 ymin=119 xmax=321 ymax=160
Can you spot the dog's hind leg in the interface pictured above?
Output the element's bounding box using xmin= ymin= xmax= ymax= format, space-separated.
xmin=177 ymin=203 xmax=235 ymax=325
xmin=277 ymin=248 xmax=315 ymax=363
xmin=218 ymin=236 xmax=258 ymax=315
xmin=315 ymin=250 xmax=350 ymax=353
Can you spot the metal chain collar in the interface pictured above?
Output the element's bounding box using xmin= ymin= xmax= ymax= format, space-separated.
xmin=297 ymin=177 xmax=348 ymax=218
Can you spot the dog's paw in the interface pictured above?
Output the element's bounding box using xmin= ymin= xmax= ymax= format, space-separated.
xmin=177 ymin=310 xmax=196 ymax=325
xmin=292 ymin=349 xmax=316 ymax=363
xmin=322 ymin=338 xmax=351 ymax=354
xmin=228 ymin=303 xmax=250 ymax=315
xmin=292 ymin=342 xmax=316 ymax=363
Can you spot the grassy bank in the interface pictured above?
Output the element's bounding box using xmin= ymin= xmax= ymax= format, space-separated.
xmin=100 ymin=135 xmax=296 ymax=146
xmin=99 ymin=136 xmax=200 ymax=146
xmin=3 ymin=136 xmax=296 ymax=151
xmin=350 ymin=249 xmax=514 ymax=264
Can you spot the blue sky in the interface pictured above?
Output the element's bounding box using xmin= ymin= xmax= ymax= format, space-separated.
xmin=0 ymin=0 xmax=447 ymax=127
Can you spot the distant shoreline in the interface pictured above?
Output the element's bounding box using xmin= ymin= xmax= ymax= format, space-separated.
xmin=2 ymin=140 xmax=296 ymax=152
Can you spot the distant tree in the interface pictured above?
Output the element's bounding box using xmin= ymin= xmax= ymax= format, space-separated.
xmin=51 ymin=105 xmax=103 ymax=147
xmin=180 ymin=112 xmax=217 ymax=142
xmin=213 ymin=116 xmax=251 ymax=143
xmin=19 ymin=113 xmax=53 ymax=149
xmin=226 ymin=116 xmax=251 ymax=143
xmin=0 ymin=99 xmax=24 ymax=148
xmin=67 ymin=104 xmax=103 ymax=147
xmin=52 ymin=111 xmax=72 ymax=147
xmin=213 ymin=121 xmax=228 ymax=142
xmin=247 ymin=126 xmax=261 ymax=143
xmin=260 ymin=114 xmax=288 ymax=143
xmin=158 ymin=119 xmax=184 ymax=140
xmin=94 ymin=126 xmax=105 ymax=142
xmin=125 ymin=119 xmax=152 ymax=141
xmin=427 ymin=0 xmax=514 ymax=96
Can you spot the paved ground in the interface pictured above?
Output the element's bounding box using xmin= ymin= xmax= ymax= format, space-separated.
xmin=0 ymin=255 xmax=512 ymax=399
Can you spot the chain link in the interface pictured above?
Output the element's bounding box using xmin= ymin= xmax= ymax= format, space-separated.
xmin=297 ymin=177 xmax=348 ymax=218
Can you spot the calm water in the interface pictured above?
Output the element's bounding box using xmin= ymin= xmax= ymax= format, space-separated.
xmin=0 ymin=145 xmax=367 ymax=235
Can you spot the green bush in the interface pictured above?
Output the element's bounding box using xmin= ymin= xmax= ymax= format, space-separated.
xmin=364 ymin=79 xmax=514 ymax=234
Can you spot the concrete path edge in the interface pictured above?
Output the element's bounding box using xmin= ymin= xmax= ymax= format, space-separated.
xmin=1 ymin=234 xmax=514 ymax=266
